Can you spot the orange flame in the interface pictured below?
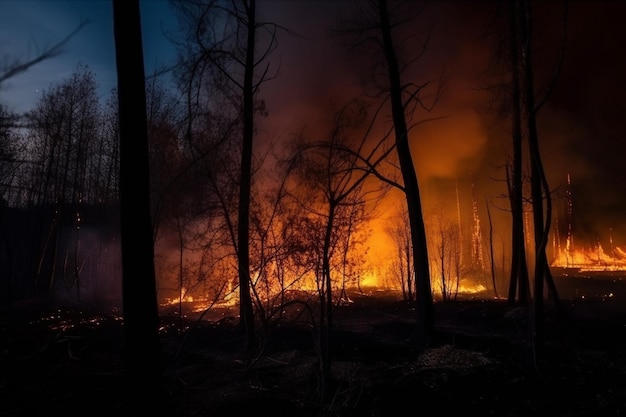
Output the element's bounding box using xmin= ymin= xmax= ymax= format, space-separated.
xmin=551 ymin=244 xmax=626 ymax=272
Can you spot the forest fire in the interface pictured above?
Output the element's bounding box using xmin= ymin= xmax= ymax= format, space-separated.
xmin=551 ymin=244 xmax=626 ymax=272
xmin=454 ymin=280 xmax=488 ymax=296
xmin=3 ymin=1 xmax=626 ymax=415
xmin=157 ymin=258 xmax=492 ymax=317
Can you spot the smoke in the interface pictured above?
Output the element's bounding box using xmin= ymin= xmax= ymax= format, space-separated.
xmin=46 ymin=226 xmax=123 ymax=309
xmin=262 ymin=0 xmax=626 ymax=255
xmin=412 ymin=109 xmax=488 ymax=180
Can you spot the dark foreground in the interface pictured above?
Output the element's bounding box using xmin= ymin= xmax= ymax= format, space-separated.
xmin=2 ymin=290 xmax=626 ymax=417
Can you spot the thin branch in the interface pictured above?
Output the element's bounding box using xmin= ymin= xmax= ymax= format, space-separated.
xmin=0 ymin=20 xmax=89 ymax=85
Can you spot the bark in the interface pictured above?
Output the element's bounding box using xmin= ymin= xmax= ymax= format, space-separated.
xmin=238 ymin=0 xmax=258 ymax=356
xmin=378 ymin=0 xmax=434 ymax=347
xmin=319 ymin=201 xmax=336 ymax=402
xmin=112 ymin=0 xmax=167 ymax=413
xmin=507 ymin=0 xmax=530 ymax=305
xmin=519 ymin=0 xmax=548 ymax=361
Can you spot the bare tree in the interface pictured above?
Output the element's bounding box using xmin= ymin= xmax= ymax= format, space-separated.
xmin=385 ymin=204 xmax=414 ymax=301
xmin=504 ymin=0 xmax=531 ymax=306
xmin=481 ymin=0 xmax=566 ymax=311
xmin=246 ymin=149 xmax=319 ymax=328
xmin=482 ymin=0 xmax=567 ymax=362
xmin=429 ymin=207 xmax=461 ymax=302
xmin=288 ymin=98 xmax=388 ymax=402
xmin=0 ymin=18 xmax=87 ymax=210
xmin=516 ymin=0 xmax=567 ymax=362
xmin=170 ymin=0 xmax=286 ymax=356
xmin=334 ymin=0 xmax=445 ymax=347
xmin=24 ymin=65 xmax=101 ymax=296
xmin=0 ymin=20 xmax=105 ymax=320
xmin=0 ymin=106 xmax=21 ymax=205
xmin=0 ymin=105 xmax=22 ymax=324
xmin=97 ymin=93 xmax=122 ymax=204
xmin=145 ymin=76 xmax=185 ymax=242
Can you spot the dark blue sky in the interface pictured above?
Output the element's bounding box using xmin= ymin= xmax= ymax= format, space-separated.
xmin=0 ymin=0 xmax=178 ymax=113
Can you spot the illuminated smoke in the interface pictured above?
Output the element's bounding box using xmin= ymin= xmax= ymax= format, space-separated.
xmin=412 ymin=110 xmax=488 ymax=180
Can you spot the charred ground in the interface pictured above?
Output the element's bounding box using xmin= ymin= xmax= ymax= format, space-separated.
xmin=2 ymin=287 xmax=626 ymax=417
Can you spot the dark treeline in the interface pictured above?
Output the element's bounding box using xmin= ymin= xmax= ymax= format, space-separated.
xmin=0 ymin=65 xmax=124 ymax=305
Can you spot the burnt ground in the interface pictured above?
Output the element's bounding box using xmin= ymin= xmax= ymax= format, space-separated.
xmin=1 ymin=289 xmax=626 ymax=417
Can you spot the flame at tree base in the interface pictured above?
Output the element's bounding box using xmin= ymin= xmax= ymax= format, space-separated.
xmin=551 ymin=244 xmax=626 ymax=273
xmin=160 ymin=274 xmax=491 ymax=317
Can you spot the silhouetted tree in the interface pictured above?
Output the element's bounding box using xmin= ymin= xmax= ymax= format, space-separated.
xmin=385 ymin=204 xmax=414 ymax=301
xmin=334 ymin=0 xmax=440 ymax=347
xmin=247 ymin=151 xmax=314 ymax=326
xmin=482 ymin=0 xmax=566 ymax=310
xmin=98 ymin=93 xmax=122 ymax=204
xmin=0 ymin=106 xmax=20 ymax=205
xmin=171 ymin=0 xmax=284 ymax=356
xmin=505 ymin=0 xmax=531 ymax=306
xmin=517 ymin=0 xmax=567 ymax=362
xmin=0 ymin=105 xmax=20 ymax=326
xmin=0 ymin=19 xmax=87 ymax=325
xmin=485 ymin=0 xmax=567 ymax=361
xmin=289 ymin=98 xmax=389 ymax=402
xmin=429 ymin=207 xmax=461 ymax=302
xmin=112 ymin=0 xmax=167 ymax=414
xmin=25 ymin=65 xmax=101 ymax=295
xmin=144 ymin=78 xmax=185 ymax=242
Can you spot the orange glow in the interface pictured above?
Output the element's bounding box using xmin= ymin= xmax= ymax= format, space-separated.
xmin=154 ymin=173 xmax=497 ymax=313
xmin=360 ymin=270 xmax=379 ymax=288
xmin=551 ymin=243 xmax=626 ymax=272
xmin=160 ymin=283 xmax=240 ymax=313
xmin=455 ymin=280 xmax=487 ymax=295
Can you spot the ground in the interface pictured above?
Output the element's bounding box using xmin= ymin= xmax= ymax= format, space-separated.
xmin=2 ymin=289 xmax=626 ymax=417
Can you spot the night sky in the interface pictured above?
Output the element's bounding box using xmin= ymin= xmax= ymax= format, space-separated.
xmin=1 ymin=0 xmax=625 ymax=248
xmin=0 ymin=0 xmax=176 ymax=112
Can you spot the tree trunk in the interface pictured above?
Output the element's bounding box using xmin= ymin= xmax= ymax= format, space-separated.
xmin=520 ymin=0 xmax=548 ymax=362
xmin=238 ymin=0 xmax=258 ymax=356
xmin=319 ymin=201 xmax=336 ymax=402
xmin=112 ymin=0 xmax=167 ymax=413
xmin=378 ymin=0 xmax=434 ymax=348
xmin=507 ymin=0 xmax=530 ymax=306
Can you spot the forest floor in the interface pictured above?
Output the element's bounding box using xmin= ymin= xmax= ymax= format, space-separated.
xmin=2 ymin=286 xmax=626 ymax=417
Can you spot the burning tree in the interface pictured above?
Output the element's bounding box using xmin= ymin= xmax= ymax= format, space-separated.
xmin=385 ymin=204 xmax=415 ymax=301
xmin=286 ymin=98 xmax=389 ymax=401
xmin=171 ymin=0 xmax=284 ymax=356
xmin=428 ymin=206 xmax=461 ymax=302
